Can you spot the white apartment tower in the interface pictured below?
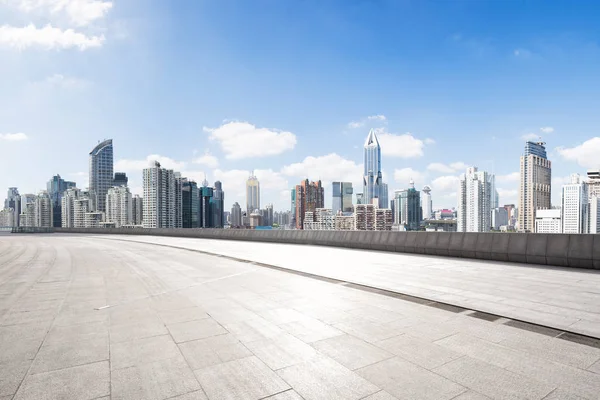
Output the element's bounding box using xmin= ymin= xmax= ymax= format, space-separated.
xmin=106 ymin=186 xmax=133 ymax=228
xmin=562 ymin=173 xmax=589 ymax=234
xmin=518 ymin=141 xmax=551 ymax=232
xmin=535 ymin=209 xmax=562 ymax=234
xmin=61 ymin=188 xmax=80 ymax=228
xmin=230 ymin=202 xmax=242 ymax=227
xmin=421 ymin=185 xmax=432 ymax=220
xmin=132 ymin=195 xmax=143 ymax=225
xmin=143 ymin=161 xmax=177 ymax=228
xmin=457 ymin=167 xmax=492 ymax=232
xmin=34 ymin=192 xmax=53 ymax=228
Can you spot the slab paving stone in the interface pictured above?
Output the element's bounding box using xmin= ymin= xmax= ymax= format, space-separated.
xmin=360 ymin=390 xmax=399 ymax=399
xmin=167 ymin=318 xmax=227 ymax=344
xmin=262 ymin=389 xmax=305 ymax=399
xmin=157 ymin=307 xmax=209 ymax=325
xmin=0 ymin=360 xmax=31 ymax=397
xmin=244 ymin=333 xmax=318 ymax=371
xmin=376 ymin=333 xmax=463 ymax=369
xmin=194 ymin=356 xmax=290 ymax=400
xmin=311 ymin=334 xmax=394 ymax=370
xmin=30 ymin=335 xmax=109 ymax=374
xmin=224 ymin=317 xmax=284 ymax=343
xmin=178 ymin=333 xmax=252 ymax=371
xmin=280 ymin=317 xmax=345 ymax=343
xmin=110 ymin=319 xmax=168 ymax=344
xmin=111 ymin=334 xmax=180 ymax=370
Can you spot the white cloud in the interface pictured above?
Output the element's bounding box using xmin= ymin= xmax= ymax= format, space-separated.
xmin=552 ymin=175 xmax=572 ymax=187
xmin=115 ymin=154 xmax=186 ymax=173
xmin=497 ymin=188 xmax=518 ymax=205
xmin=426 ymin=161 xmax=468 ymax=174
xmin=521 ymin=132 xmax=540 ymax=141
xmin=192 ymin=151 xmax=219 ymax=169
xmin=393 ymin=168 xmax=425 ymax=187
xmin=348 ymin=121 xmax=364 ymax=129
xmin=424 ymin=138 xmax=436 ymax=145
xmin=431 ymin=175 xmax=460 ymax=193
xmin=540 ymin=126 xmax=554 ymax=133
xmin=0 ymin=132 xmax=28 ymax=141
xmin=556 ymin=137 xmax=600 ymax=169
xmin=377 ymin=130 xmax=425 ymax=158
xmin=448 ymin=162 xmax=468 ymax=171
xmin=0 ymin=24 xmax=104 ymax=50
xmin=43 ymin=73 xmax=90 ymax=89
xmin=281 ymin=153 xmax=362 ymax=187
xmin=204 ymin=121 xmax=296 ymax=160
xmin=211 ymin=168 xmax=289 ymax=202
xmin=367 ymin=114 xmax=386 ymax=121
xmin=8 ymin=0 xmax=113 ymax=26
xmin=347 ymin=114 xmax=386 ymax=129
xmin=497 ymin=172 xmax=520 ymax=183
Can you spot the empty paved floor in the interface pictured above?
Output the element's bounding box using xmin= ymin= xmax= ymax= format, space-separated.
xmin=1 ymin=234 xmax=599 ymax=400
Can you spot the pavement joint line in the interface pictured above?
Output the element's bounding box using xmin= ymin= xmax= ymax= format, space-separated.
xmin=92 ymin=236 xmax=600 ymax=348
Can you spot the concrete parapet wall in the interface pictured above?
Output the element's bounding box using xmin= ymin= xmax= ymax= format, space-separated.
xmin=53 ymin=228 xmax=599 ymax=270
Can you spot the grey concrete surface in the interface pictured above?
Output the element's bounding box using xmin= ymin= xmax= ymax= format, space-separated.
xmin=1 ymin=234 xmax=600 ymax=400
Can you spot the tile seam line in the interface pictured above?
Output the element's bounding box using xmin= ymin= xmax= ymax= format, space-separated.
xmin=92 ymin=236 xmax=600 ymax=344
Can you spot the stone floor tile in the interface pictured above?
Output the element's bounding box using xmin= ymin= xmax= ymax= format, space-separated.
xmin=178 ymin=333 xmax=252 ymax=371
xmin=244 ymin=333 xmax=318 ymax=370
xmin=194 ymin=356 xmax=290 ymax=400
xmin=111 ymin=334 xmax=180 ymax=370
xmin=356 ymin=356 xmax=465 ymax=400
xmin=167 ymin=318 xmax=227 ymax=344
xmin=110 ymin=319 xmax=168 ymax=344
xmin=311 ymin=334 xmax=393 ymax=370
xmin=280 ymin=317 xmax=344 ymax=343
xmin=0 ymin=338 xmax=42 ymax=364
xmin=346 ymin=305 xmax=405 ymax=324
xmin=224 ymin=317 xmax=284 ymax=343
xmin=434 ymin=356 xmax=556 ymax=400
xmin=0 ymin=360 xmax=31 ymax=397
xmin=111 ymin=356 xmax=200 ymax=400
xmin=167 ymin=390 xmax=209 ymax=400
xmin=277 ymin=355 xmax=380 ymax=400
xmin=542 ymin=389 xmax=586 ymax=400
xmin=45 ymin=321 xmax=108 ymax=346
xmin=376 ymin=333 xmax=463 ymax=369
xmin=13 ymin=361 xmax=109 ymax=400
xmin=30 ymin=335 xmax=109 ymax=374
xmin=262 ymin=389 xmax=304 ymax=399
xmin=258 ymin=308 xmax=310 ymax=325
xmin=361 ymin=391 xmax=399 ymax=400
xmin=451 ymin=391 xmax=491 ymax=399
xmin=333 ymin=318 xmax=399 ymax=343
xmin=157 ymin=307 xmax=209 ymax=325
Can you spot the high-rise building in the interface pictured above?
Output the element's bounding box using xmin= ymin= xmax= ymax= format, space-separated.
xmin=143 ymin=161 xmax=176 ymax=228
xmin=562 ymin=173 xmax=589 ymax=234
xmin=89 ymin=139 xmax=114 ymax=214
xmin=354 ymin=204 xmax=375 ymax=230
xmin=421 ymin=185 xmax=432 ymax=220
xmin=588 ymin=170 xmax=600 ymax=199
xmin=304 ymin=208 xmax=335 ymax=230
xmin=182 ymin=180 xmax=199 ymax=228
xmin=295 ymin=179 xmax=324 ymax=229
xmin=231 ymin=202 xmax=242 ymax=228
xmin=0 ymin=208 xmax=14 ymax=228
xmin=61 ymin=188 xmax=80 ymax=228
xmin=457 ymin=167 xmax=492 ymax=232
xmin=199 ymin=181 xmax=213 ymax=228
xmin=332 ymin=182 xmax=354 ymax=214
xmin=518 ymin=141 xmax=551 ymax=232
xmin=489 ymin=175 xmax=499 ymax=210
xmin=106 ymin=186 xmax=132 ymax=228
xmin=356 ymin=193 xmax=364 ymax=205
xmin=113 ymin=172 xmax=128 ymax=187
xmin=263 ymin=203 xmax=274 ymax=227
xmin=174 ymin=173 xmax=184 ymax=228
xmin=290 ymin=188 xmax=296 ymax=228
xmin=590 ymin=196 xmax=600 ymax=234
xmin=4 ymin=187 xmax=20 ymax=227
xmin=19 ymin=194 xmax=36 ymax=227
xmin=34 ymin=191 xmax=53 ymax=228
xmin=212 ymin=181 xmax=225 ymax=228
xmin=47 ymin=174 xmax=76 ymax=228
xmin=393 ymin=180 xmax=422 ymax=231
xmin=535 ymin=209 xmax=562 ymax=234
xmin=249 ymin=209 xmax=262 ymax=228
xmin=246 ymin=172 xmax=260 ymax=214
xmin=363 ymin=129 xmax=387 ymax=208
xmin=492 ymin=207 xmax=509 ymax=229
xmin=132 ymin=195 xmax=143 ymax=225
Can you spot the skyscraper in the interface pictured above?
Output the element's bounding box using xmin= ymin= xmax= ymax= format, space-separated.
xmin=295 ymin=179 xmax=324 ymax=230
xmin=20 ymin=194 xmax=36 ymax=227
xmin=132 ymin=195 xmax=143 ymax=225
xmin=47 ymin=174 xmax=76 ymax=228
xmin=393 ymin=180 xmax=422 ymax=231
xmin=182 ymin=180 xmax=199 ymax=228
xmin=264 ymin=203 xmax=274 ymax=227
xmin=457 ymin=167 xmax=492 ymax=232
xmin=231 ymin=202 xmax=242 ymax=228
xmin=518 ymin=141 xmax=551 ymax=232
xmin=89 ymin=139 xmax=114 ymax=213
xmin=106 ymin=186 xmax=132 ymax=228
xmin=4 ymin=187 xmax=20 ymax=227
xmin=332 ymin=182 xmax=353 ymax=214
xmin=561 ymin=173 xmax=589 ymax=234
xmin=363 ymin=129 xmax=387 ymax=208
xmin=61 ymin=188 xmax=80 ymax=228
xmin=143 ymin=161 xmax=176 ymax=228
xmin=421 ymin=185 xmax=432 ymax=220
xmin=174 ymin=173 xmax=184 ymax=228
xmin=212 ymin=181 xmax=225 ymax=228
xmin=199 ymin=182 xmax=213 ymax=228
xmin=290 ymin=188 xmax=296 ymax=227
xmin=113 ymin=172 xmax=128 ymax=187
xmin=246 ymin=172 xmax=260 ymax=214
xmin=34 ymin=191 xmax=53 ymax=228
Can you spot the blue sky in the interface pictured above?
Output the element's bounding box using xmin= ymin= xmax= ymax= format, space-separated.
xmin=2 ymin=0 xmax=600 ymax=211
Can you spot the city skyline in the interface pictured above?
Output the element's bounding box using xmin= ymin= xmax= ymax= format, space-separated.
xmin=2 ymin=1 xmax=600 ymax=211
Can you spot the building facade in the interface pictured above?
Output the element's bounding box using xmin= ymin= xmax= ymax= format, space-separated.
xmin=106 ymin=186 xmax=132 ymax=228
xmin=332 ymin=182 xmax=354 ymax=214
xmin=199 ymin=183 xmax=213 ymax=228
xmin=363 ymin=129 xmax=388 ymax=208
xmin=34 ymin=192 xmax=53 ymax=228
xmin=4 ymin=187 xmax=20 ymax=227
xmin=590 ymin=196 xmax=600 ymax=234
xmin=212 ymin=181 xmax=225 ymax=228
xmin=231 ymin=202 xmax=242 ymax=228
xmin=182 ymin=180 xmax=199 ymax=228
xmin=421 ymin=185 xmax=432 ymax=220
xmin=518 ymin=141 xmax=551 ymax=232
xmin=295 ymin=179 xmax=324 ymax=229
xmin=561 ymin=173 xmax=589 ymax=234
xmin=535 ymin=209 xmax=562 ymax=234
xmin=393 ymin=180 xmax=422 ymax=231
xmin=89 ymin=139 xmax=114 ymax=214
xmin=457 ymin=167 xmax=492 ymax=232
xmin=113 ymin=172 xmax=128 ymax=187
xmin=47 ymin=175 xmax=76 ymax=228
xmin=61 ymin=188 xmax=80 ymax=228
xmin=143 ymin=162 xmax=176 ymax=228
xmin=19 ymin=194 xmax=36 ymax=227
xmin=246 ymin=172 xmax=260 ymax=214
xmin=132 ymin=195 xmax=143 ymax=226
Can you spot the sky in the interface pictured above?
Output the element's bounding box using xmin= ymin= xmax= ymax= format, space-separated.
xmin=2 ymin=0 xmax=600 ymax=211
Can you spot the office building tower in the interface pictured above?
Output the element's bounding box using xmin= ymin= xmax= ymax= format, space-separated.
xmin=182 ymin=180 xmax=199 ymax=228
xmin=4 ymin=187 xmax=20 ymax=227
xmin=89 ymin=139 xmax=114 ymax=214
xmin=504 ymin=204 xmax=517 ymax=228
xmin=249 ymin=210 xmax=262 ymax=228
xmin=535 ymin=209 xmax=562 ymax=234
xmin=113 ymin=172 xmax=128 ymax=187
xmin=143 ymin=161 xmax=176 ymax=228
xmin=356 ymin=193 xmax=364 ymax=205
xmin=562 ymin=173 xmax=589 ymax=234
xmin=492 ymin=207 xmax=509 ymax=230
xmin=0 ymin=208 xmax=14 ymax=228
xmin=354 ymin=204 xmax=375 ymax=230
xmin=47 ymin=174 xmax=76 ymax=228
xmin=106 ymin=186 xmax=132 ymax=228
xmin=263 ymin=203 xmax=273 ymax=227
xmin=199 ymin=182 xmax=213 ymax=228
xmin=246 ymin=172 xmax=260 ymax=214
xmin=332 ymin=182 xmax=354 ymax=214
xmin=19 ymin=194 xmax=36 ymax=227
xmin=295 ymin=179 xmax=324 ymax=229
xmin=518 ymin=141 xmax=551 ymax=232
xmin=132 ymin=195 xmax=143 ymax=225
xmin=590 ymin=196 xmax=600 ymax=234
xmin=212 ymin=181 xmax=225 ymax=228
xmin=61 ymin=188 xmax=80 ymax=228
xmin=34 ymin=192 xmax=53 ymax=228
xmin=393 ymin=180 xmax=422 ymax=231
xmin=363 ymin=129 xmax=388 ymax=208
xmin=457 ymin=167 xmax=492 ymax=232
xmin=421 ymin=185 xmax=432 ymax=220
xmin=174 ymin=173 xmax=184 ymax=228
xmin=231 ymin=202 xmax=242 ymax=228
xmin=375 ymin=208 xmax=393 ymax=231
xmin=290 ymin=189 xmax=296 ymax=228
xmin=489 ymin=175 xmax=499 ymax=210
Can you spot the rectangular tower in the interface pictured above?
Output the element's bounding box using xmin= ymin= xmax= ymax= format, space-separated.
xmin=518 ymin=141 xmax=551 ymax=232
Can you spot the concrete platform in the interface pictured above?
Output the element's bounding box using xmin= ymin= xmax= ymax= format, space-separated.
xmin=0 ymin=234 xmax=599 ymax=400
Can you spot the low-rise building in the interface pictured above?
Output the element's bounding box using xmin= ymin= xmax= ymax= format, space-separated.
xmin=535 ymin=209 xmax=562 ymax=234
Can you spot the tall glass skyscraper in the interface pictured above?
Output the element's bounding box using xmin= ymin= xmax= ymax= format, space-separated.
xmin=332 ymin=182 xmax=353 ymax=214
xmin=89 ymin=139 xmax=114 ymax=213
xmin=519 ymin=141 xmax=551 ymax=232
xmin=246 ymin=171 xmax=260 ymax=213
xmin=363 ymin=129 xmax=387 ymax=208
xmin=47 ymin=175 xmax=76 ymax=227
